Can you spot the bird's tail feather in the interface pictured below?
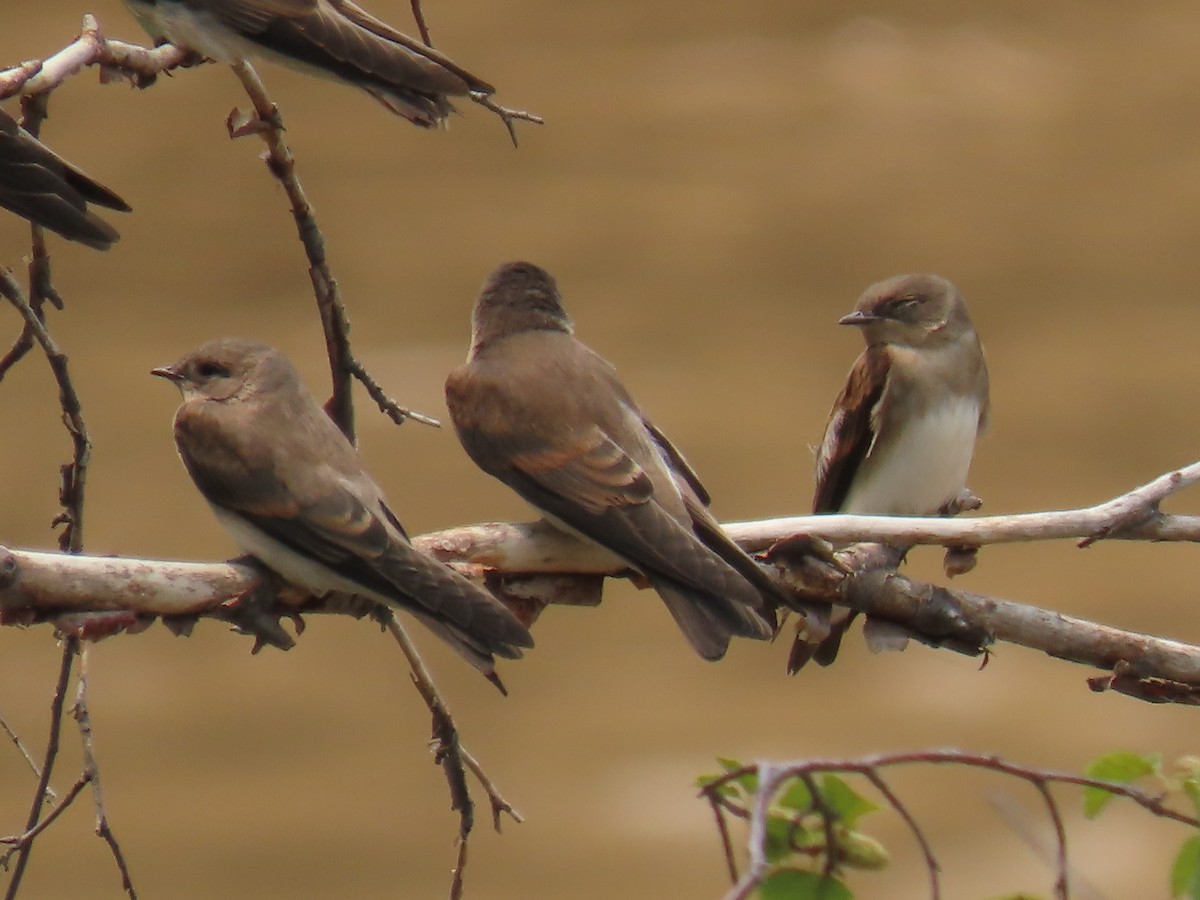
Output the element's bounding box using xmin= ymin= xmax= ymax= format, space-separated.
xmin=650 ymin=578 xmax=773 ymax=661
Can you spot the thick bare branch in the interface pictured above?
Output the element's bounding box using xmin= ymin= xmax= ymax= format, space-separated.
xmin=4 ymin=455 xmax=1200 ymax=702
xmin=0 ymin=16 xmax=191 ymax=100
xmin=730 ymin=460 xmax=1200 ymax=551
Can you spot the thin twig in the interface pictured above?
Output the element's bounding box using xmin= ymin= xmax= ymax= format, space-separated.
xmin=0 ymin=771 xmax=92 ymax=860
xmin=459 ymin=746 xmax=523 ymax=831
xmin=346 ymin=357 xmax=440 ymax=427
xmin=724 ymin=763 xmax=782 ymax=900
xmin=0 ymin=270 xmax=91 ymax=552
xmin=225 ymin=63 xmax=438 ymax=437
xmin=3 ymin=640 xmax=76 ymax=898
xmin=72 ymin=646 xmax=137 ymax=897
xmin=225 ymin=59 xmax=358 ymax=442
xmin=706 ymin=792 xmax=740 ymax=883
xmin=0 ymin=711 xmax=56 ymax=803
xmin=0 ymin=323 xmax=35 ymax=381
xmin=400 ymin=0 xmax=543 ymax=147
xmin=1032 ymin=779 xmax=1069 ymax=900
xmin=449 ymin=837 xmax=468 ymax=900
xmin=377 ymin=614 xmax=522 ymax=897
xmin=862 ymin=769 xmax=941 ymax=899
xmin=382 ymin=615 xmax=474 ymax=900
xmin=800 ymin=771 xmax=838 ymax=879
xmin=409 ymin=0 xmax=434 ymax=46
xmin=703 ymin=750 xmax=1200 ymax=898
xmin=990 ymin=793 xmax=1106 ymax=900
xmin=467 ymin=91 xmax=545 ymax=148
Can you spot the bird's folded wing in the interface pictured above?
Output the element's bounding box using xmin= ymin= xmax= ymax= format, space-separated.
xmin=642 ymin=417 xmax=712 ymax=507
xmin=0 ymin=112 xmax=128 ymax=248
xmin=814 ymin=348 xmax=888 ymax=514
xmin=201 ymin=0 xmax=477 ymax=93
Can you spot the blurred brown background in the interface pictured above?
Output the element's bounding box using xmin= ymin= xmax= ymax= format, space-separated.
xmin=3 ymin=2 xmax=1200 ymax=897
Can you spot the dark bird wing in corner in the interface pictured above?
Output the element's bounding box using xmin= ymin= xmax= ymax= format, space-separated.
xmin=0 ymin=110 xmax=130 ymax=250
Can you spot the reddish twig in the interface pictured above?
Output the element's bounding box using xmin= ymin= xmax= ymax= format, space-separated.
xmin=225 ymin=60 xmax=358 ymax=441
xmin=0 ymin=711 xmax=55 ymax=803
xmin=1032 ymin=778 xmax=1069 ymax=900
xmin=702 ymin=749 xmax=1200 ymax=898
xmin=3 ymin=640 xmax=76 ymax=898
xmin=0 ymin=771 xmax=92 ymax=860
xmin=861 ymin=768 xmax=941 ymax=898
xmin=226 ymin=62 xmax=438 ymax=440
xmin=381 ymin=614 xmax=484 ymax=900
xmin=0 ymin=270 xmax=91 ymax=552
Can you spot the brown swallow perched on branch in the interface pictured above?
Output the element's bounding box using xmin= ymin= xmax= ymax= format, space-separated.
xmin=124 ymin=0 xmax=495 ymax=127
xmin=789 ymin=273 xmax=990 ymax=671
xmin=445 ymin=261 xmax=803 ymax=661
xmin=154 ymin=338 xmax=533 ymax=692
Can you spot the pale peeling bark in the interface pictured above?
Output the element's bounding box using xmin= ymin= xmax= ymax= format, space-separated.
xmin=3 ymin=459 xmax=1200 ymax=703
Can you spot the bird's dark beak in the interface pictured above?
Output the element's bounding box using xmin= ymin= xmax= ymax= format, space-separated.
xmin=151 ymin=365 xmax=183 ymax=383
xmin=838 ymin=310 xmax=879 ymax=327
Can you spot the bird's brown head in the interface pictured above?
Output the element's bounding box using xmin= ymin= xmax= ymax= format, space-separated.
xmin=840 ymin=273 xmax=973 ymax=348
xmin=151 ymin=338 xmax=295 ymax=404
xmin=469 ymin=260 xmax=573 ymax=354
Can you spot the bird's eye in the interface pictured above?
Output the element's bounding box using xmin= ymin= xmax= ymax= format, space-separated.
xmin=195 ymin=361 xmax=226 ymax=379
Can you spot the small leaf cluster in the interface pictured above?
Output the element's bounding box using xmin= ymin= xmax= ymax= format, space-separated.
xmin=1085 ymin=751 xmax=1200 ymax=899
xmin=698 ymin=758 xmax=887 ymax=899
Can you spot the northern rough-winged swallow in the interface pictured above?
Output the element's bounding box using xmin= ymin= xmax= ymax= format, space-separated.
xmin=153 ymin=338 xmax=533 ymax=691
xmin=124 ymin=0 xmax=494 ymax=127
xmin=445 ymin=261 xmax=796 ymax=661
xmin=0 ymin=109 xmax=130 ymax=250
xmin=788 ymin=273 xmax=989 ymax=672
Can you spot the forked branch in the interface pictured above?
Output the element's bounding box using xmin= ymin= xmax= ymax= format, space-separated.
xmin=2 ymin=461 xmax=1200 ymax=702
xmin=701 ymin=750 xmax=1200 ymax=900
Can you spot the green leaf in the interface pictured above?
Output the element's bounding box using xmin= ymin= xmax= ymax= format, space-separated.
xmin=1083 ymin=751 xmax=1161 ymax=818
xmin=718 ymin=757 xmax=759 ymax=793
xmin=696 ymin=771 xmax=736 ymax=797
xmin=819 ymin=774 xmax=878 ymax=827
xmin=759 ymin=870 xmax=853 ymax=900
xmin=1183 ymin=779 xmax=1200 ymax=820
xmin=776 ymin=777 xmax=813 ymax=814
xmin=697 ymin=758 xmax=757 ymax=796
xmin=1171 ymin=834 xmax=1200 ymax=898
xmin=764 ymin=814 xmax=797 ymax=864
